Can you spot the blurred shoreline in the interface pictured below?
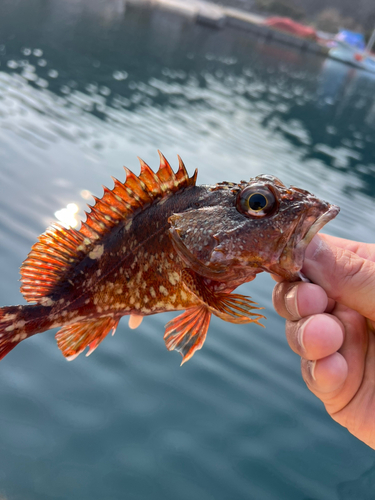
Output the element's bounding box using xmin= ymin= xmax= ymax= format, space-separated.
xmin=128 ymin=0 xmax=329 ymax=55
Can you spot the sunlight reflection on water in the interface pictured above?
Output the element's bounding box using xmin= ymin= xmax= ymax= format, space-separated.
xmin=0 ymin=2 xmax=375 ymax=500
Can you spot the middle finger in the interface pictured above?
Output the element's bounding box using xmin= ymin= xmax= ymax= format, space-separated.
xmin=285 ymin=313 xmax=345 ymax=359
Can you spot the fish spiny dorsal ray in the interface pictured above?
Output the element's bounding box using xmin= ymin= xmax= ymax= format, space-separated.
xmin=157 ymin=150 xmax=176 ymax=189
xmin=19 ymin=152 xmax=197 ymax=304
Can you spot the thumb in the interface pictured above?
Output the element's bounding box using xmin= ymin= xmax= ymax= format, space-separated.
xmin=302 ymin=235 xmax=375 ymax=321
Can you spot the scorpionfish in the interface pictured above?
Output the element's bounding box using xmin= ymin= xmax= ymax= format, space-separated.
xmin=0 ymin=152 xmax=339 ymax=364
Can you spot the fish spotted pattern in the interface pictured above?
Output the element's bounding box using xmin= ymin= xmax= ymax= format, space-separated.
xmin=0 ymin=152 xmax=339 ymax=364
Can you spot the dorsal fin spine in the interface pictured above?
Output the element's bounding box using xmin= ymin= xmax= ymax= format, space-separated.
xmin=20 ymin=153 xmax=197 ymax=304
xmin=191 ymin=168 xmax=198 ymax=185
xmin=84 ymin=214 xmax=106 ymax=234
xmin=88 ymin=206 xmax=111 ymax=226
xmin=109 ymin=205 xmax=123 ymax=216
xmin=138 ymin=178 xmax=148 ymax=192
xmin=91 ymin=197 xmax=118 ymax=222
xmin=176 ymin=155 xmax=195 ymax=186
xmin=138 ymin=157 xmax=162 ymax=194
xmin=80 ymin=222 xmax=101 ymax=240
xmin=124 ymin=167 xmax=153 ymax=203
xmin=125 ymin=185 xmax=141 ymax=203
xmin=109 ymin=179 xmax=134 ymax=210
xmin=102 ymin=186 xmax=128 ymax=215
xmin=157 ymin=150 xmax=176 ymax=189
xmin=112 ymin=178 xmax=141 ymax=208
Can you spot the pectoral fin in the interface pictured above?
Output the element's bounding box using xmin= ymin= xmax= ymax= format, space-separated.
xmin=164 ymin=269 xmax=265 ymax=365
xmin=209 ymin=293 xmax=266 ymax=325
xmin=181 ymin=269 xmax=265 ymax=325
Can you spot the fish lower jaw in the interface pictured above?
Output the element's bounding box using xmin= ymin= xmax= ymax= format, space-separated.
xmin=292 ymin=204 xmax=340 ymax=268
xmin=268 ymin=204 xmax=340 ymax=282
xmin=299 ymin=205 xmax=340 ymax=248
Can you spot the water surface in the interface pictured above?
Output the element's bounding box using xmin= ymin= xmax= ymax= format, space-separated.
xmin=0 ymin=2 xmax=375 ymax=499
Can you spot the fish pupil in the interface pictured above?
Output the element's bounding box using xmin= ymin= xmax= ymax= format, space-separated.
xmin=249 ymin=193 xmax=267 ymax=211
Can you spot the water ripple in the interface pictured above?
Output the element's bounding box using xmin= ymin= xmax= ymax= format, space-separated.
xmin=0 ymin=2 xmax=375 ymax=500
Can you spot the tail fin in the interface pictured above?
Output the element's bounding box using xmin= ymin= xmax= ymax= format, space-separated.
xmin=0 ymin=306 xmax=25 ymax=359
xmin=0 ymin=304 xmax=53 ymax=360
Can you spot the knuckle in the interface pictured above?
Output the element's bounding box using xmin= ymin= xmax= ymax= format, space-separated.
xmin=338 ymin=249 xmax=366 ymax=279
xmin=332 ymin=249 xmax=373 ymax=297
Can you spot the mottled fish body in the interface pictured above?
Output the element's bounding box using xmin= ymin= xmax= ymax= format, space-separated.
xmin=0 ymin=153 xmax=339 ymax=364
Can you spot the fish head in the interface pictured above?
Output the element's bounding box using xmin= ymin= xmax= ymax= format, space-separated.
xmin=169 ymin=174 xmax=339 ymax=283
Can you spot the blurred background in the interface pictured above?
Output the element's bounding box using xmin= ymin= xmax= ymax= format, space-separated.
xmin=0 ymin=1 xmax=375 ymax=499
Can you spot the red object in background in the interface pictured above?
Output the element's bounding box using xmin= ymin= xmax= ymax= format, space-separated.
xmin=265 ymin=17 xmax=317 ymax=40
xmin=354 ymin=53 xmax=364 ymax=61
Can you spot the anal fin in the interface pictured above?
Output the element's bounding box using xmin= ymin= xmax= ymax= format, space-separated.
xmin=56 ymin=316 xmax=119 ymax=360
xmin=164 ymin=305 xmax=211 ymax=365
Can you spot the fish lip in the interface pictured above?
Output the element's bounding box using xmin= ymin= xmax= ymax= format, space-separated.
xmin=291 ymin=204 xmax=340 ymax=278
xmin=299 ymin=204 xmax=340 ymax=249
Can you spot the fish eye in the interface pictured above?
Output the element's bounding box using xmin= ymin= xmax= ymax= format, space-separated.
xmin=248 ymin=193 xmax=267 ymax=211
xmin=236 ymin=184 xmax=277 ymax=218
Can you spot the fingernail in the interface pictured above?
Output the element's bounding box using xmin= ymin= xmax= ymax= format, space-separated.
xmin=285 ymin=286 xmax=299 ymax=318
xmin=307 ymin=359 xmax=316 ymax=381
xmin=297 ymin=323 xmax=305 ymax=351
xmin=297 ymin=316 xmax=313 ymax=352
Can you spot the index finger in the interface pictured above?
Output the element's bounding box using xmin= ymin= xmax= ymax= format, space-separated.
xmin=319 ymin=234 xmax=375 ymax=261
xmin=303 ymin=236 xmax=375 ymax=321
xmin=272 ymin=281 xmax=329 ymax=321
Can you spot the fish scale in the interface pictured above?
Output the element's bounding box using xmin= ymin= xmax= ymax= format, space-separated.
xmin=0 ymin=152 xmax=339 ymax=365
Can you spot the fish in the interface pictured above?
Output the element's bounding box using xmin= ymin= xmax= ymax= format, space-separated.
xmin=0 ymin=152 xmax=339 ymax=364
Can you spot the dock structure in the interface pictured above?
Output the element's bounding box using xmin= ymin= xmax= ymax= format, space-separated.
xmin=128 ymin=0 xmax=329 ymax=56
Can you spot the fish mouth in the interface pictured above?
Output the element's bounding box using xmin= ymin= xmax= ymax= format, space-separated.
xmin=292 ymin=204 xmax=340 ymax=280
xmin=299 ymin=204 xmax=340 ymax=249
xmin=271 ymin=204 xmax=340 ymax=281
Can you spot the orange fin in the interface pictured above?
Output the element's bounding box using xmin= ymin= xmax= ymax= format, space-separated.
xmin=209 ymin=293 xmax=266 ymax=325
xmin=20 ymin=223 xmax=88 ymax=303
xmin=181 ymin=269 xmax=265 ymax=325
xmin=56 ymin=316 xmax=119 ymax=360
xmin=128 ymin=314 xmax=143 ymax=330
xmin=80 ymin=150 xmax=197 ymax=240
xmin=164 ymin=305 xmax=211 ymax=365
xmin=20 ymin=152 xmax=197 ymax=304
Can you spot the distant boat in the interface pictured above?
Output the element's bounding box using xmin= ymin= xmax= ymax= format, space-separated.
xmin=328 ymin=29 xmax=375 ymax=74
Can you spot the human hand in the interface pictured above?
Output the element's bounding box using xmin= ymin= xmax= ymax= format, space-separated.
xmin=272 ymin=234 xmax=375 ymax=449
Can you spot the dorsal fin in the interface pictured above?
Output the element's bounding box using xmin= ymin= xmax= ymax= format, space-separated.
xmin=20 ymin=152 xmax=197 ymax=304
xmin=20 ymin=224 xmax=89 ymax=303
